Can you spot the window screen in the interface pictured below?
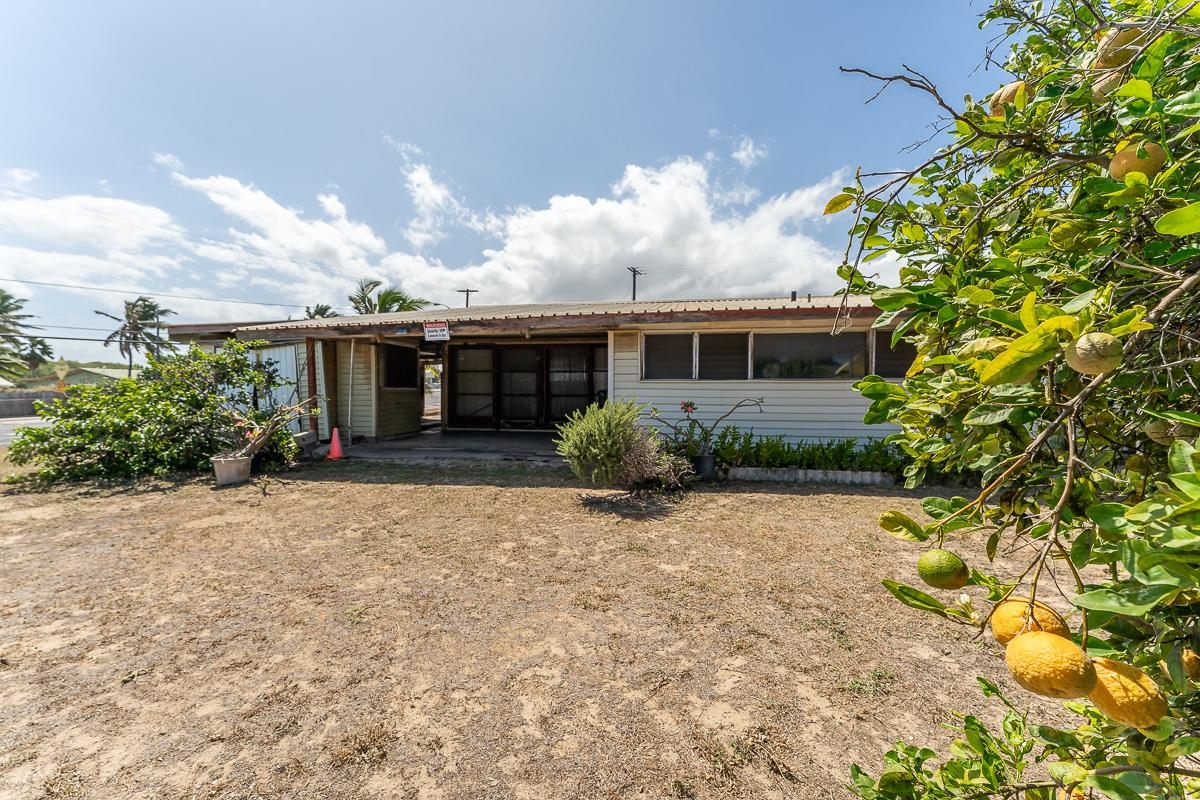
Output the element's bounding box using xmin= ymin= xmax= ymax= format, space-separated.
xmin=698 ymin=333 xmax=748 ymax=380
xmin=874 ymin=337 xmax=918 ymax=378
xmin=752 ymin=333 xmax=868 ymax=379
xmin=643 ymin=334 xmax=693 ymax=379
xmin=380 ymin=345 xmax=418 ymax=388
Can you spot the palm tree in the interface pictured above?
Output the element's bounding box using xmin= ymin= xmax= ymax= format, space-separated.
xmin=304 ymin=303 xmax=341 ymax=319
xmin=348 ymin=278 xmax=429 ymax=314
xmin=95 ymin=296 xmax=177 ymax=377
xmin=0 ymin=289 xmax=36 ymax=380
xmin=20 ymin=337 xmax=53 ymax=370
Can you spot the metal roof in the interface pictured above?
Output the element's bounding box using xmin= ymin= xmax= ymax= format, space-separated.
xmin=233 ymin=295 xmax=876 ymax=334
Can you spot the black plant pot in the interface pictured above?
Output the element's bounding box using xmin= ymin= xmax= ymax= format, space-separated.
xmin=693 ymin=453 xmax=716 ymax=480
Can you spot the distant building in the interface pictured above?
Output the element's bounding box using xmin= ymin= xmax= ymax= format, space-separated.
xmin=21 ymin=367 xmax=141 ymax=390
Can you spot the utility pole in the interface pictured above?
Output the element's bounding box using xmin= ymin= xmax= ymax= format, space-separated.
xmin=455 ymin=289 xmax=478 ymax=308
xmin=626 ymin=267 xmax=644 ymax=301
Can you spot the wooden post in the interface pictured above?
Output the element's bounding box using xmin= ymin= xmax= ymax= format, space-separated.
xmin=305 ymin=337 xmax=319 ymax=433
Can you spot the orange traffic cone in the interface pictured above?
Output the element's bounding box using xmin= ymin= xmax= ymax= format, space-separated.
xmin=327 ymin=427 xmax=344 ymax=461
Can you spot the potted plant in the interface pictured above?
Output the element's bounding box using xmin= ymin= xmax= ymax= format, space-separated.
xmin=649 ymin=398 xmax=764 ymax=480
xmin=211 ymin=398 xmax=313 ymax=486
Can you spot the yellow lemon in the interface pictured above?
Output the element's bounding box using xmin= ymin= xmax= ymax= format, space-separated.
xmin=1089 ymin=657 xmax=1168 ymax=729
xmin=1108 ymin=142 xmax=1166 ymax=182
xmin=989 ymin=80 xmax=1027 ymax=116
xmin=1064 ymin=332 xmax=1123 ymax=375
xmin=1006 ymin=631 xmax=1096 ymax=699
xmin=991 ymin=597 xmax=1070 ymax=645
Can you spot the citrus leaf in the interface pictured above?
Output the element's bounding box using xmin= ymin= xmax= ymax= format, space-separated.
xmin=1165 ymin=88 xmax=1200 ymax=117
xmin=823 ymin=192 xmax=854 ymax=215
xmin=1114 ymin=78 xmax=1153 ymax=102
xmin=878 ymin=510 xmax=928 ymax=541
xmin=880 ymin=580 xmax=949 ymax=618
xmin=1155 ymin=204 xmax=1200 ymax=236
xmin=1073 ymin=584 xmax=1176 ymax=615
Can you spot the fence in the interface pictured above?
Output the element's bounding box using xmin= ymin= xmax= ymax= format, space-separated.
xmin=0 ymin=391 xmax=63 ymax=418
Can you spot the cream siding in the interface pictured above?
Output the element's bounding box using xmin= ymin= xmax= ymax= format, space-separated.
xmin=336 ymin=341 xmax=376 ymax=440
xmin=313 ymin=344 xmax=331 ymax=439
xmin=376 ymin=389 xmax=422 ymax=438
xmin=610 ymin=331 xmax=896 ymax=443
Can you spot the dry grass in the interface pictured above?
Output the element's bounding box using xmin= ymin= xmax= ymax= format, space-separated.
xmin=0 ymin=460 xmax=1073 ymax=799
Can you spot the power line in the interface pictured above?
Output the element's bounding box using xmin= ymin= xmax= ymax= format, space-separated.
xmin=3 ymin=332 xmax=146 ymax=344
xmin=626 ymin=266 xmax=644 ymax=301
xmin=0 ymin=276 xmax=311 ymax=309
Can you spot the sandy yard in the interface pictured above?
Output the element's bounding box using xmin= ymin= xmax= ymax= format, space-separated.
xmin=0 ymin=459 xmax=1065 ymax=799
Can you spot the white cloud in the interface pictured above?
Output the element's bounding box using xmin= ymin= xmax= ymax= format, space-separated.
xmin=731 ymin=136 xmax=768 ymax=169
xmin=382 ymin=134 xmax=501 ymax=249
xmin=2 ymin=168 xmax=39 ymax=188
xmin=152 ymin=152 xmax=184 ymax=171
xmin=0 ymin=147 xmax=868 ymax=350
xmin=0 ymin=194 xmax=184 ymax=254
xmin=378 ymin=157 xmax=850 ymax=304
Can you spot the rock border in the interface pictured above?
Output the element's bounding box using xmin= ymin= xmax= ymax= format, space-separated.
xmin=727 ymin=466 xmax=894 ymax=486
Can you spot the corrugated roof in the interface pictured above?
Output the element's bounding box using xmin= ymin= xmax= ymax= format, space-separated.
xmin=235 ymin=295 xmax=875 ymax=334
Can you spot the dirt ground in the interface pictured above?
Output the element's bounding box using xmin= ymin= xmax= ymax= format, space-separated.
xmin=0 ymin=458 xmax=1068 ymax=800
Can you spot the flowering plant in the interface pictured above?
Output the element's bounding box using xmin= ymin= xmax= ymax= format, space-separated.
xmin=650 ymin=397 xmax=764 ymax=456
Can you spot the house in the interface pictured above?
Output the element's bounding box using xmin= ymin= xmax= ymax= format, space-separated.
xmin=21 ymin=367 xmax=142 ymax=390
xmin=169 ymin=295 xmax=914 ymax=445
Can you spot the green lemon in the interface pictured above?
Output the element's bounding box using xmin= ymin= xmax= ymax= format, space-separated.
xmin=917 ymin=549 xmax=970 ymax=590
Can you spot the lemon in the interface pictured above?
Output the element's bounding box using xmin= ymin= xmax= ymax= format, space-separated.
xmin=1095 ymin=27 xmax=1148 ymax=69
xmin=1064 ymin=332 xmax=1122 ymax=375
xmin=917 ymin=549 xmax=970 ymax=590
xmin=990 ymin=597 xmax=1070 ymax=645
xmin=1108 ymin=142 xmax=1166 ymax=182
xmin=1088 ymin=657 xmax=1167 ymax=728
xmin=1006 ymin=631 xmax=1096 ymax=698
xmin=1185 ymin=649 xmax=1200 ymax=681
xmin=989 ymin=80 xmax=1026 ymax=116
xmin=1144 ymin=418 xmax=1198 ymax=445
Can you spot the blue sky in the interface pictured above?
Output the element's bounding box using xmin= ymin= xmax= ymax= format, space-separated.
xmin=0 ymin=1 xmax=1001 ymax=361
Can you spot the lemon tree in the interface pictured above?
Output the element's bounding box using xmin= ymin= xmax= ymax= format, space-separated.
xmin=830 ymin=1 xmax=1200 ymax=797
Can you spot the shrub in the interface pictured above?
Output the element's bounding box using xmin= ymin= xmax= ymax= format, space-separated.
xmin=554 ymin=400 xmax=692 ymax=490
xmin=8 ymin=340 xmax=300 ymax=483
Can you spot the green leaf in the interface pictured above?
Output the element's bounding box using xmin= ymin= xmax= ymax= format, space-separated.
xmin=1165 ymin=735 xmax=1200 ymax=759
xmin=964 ymin=405 xmax=1017 ymax=426
xmin=1083 ymin=773 xmax=1151 ymax=800
xmin=1169 ymin=440 xmax=1196 ymax=477
xmin=823 ymin=192 xmax=854 ymax=215
xmin=1155 ymin=204 xmax=1200 ymax=237
xmin=878 ymin=510 xmax=928 ymax=541
xmin=880 ymin=580 xmax=948 ymax=618
xmin=1114 ymin=78 xmax=1153 ymax=102
xmin=1073 ymin=584 xmax=1176 ymax=615
xmin=871 ymin=287 xmax=919 ymax=311
xmin=979 ymin=316 xmax=1079 ymax=386
xmin=1165 ymin=88 xmax=1200 ymax=117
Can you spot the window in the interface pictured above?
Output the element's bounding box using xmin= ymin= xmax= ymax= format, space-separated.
xmin=380 ymin=344 xmax=419 ymax=388
xmin=752 ymin=333 xmax=868 ymax=379
xmin=643 ymin=334 xmax=693 ymax=379
xmin=698 ymin=333 xmax=749 ymax=380
xmin=874 ymin=337 xmax=918 ymax=378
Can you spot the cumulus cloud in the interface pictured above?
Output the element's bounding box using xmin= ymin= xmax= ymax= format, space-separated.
xmin=2 ymin=168 xmax=39 ymax=188
xmin=1 ymin=146 xmax=869 ymax=342
xmin=382 ymin=134 xmax=501 ymax=249
xmin=731 ymin=136 xmax=768 ymax=169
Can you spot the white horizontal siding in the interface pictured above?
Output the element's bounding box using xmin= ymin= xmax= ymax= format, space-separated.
xmin=610 ymin=331 xmax=896 ymax=443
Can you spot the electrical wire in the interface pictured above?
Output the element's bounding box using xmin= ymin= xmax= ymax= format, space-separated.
xmin=0 ymin=276 xmax=312 ymax=310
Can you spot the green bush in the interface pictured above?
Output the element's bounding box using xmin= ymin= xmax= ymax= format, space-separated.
xmin=708 ymin=426 xmax=969 ymax=481
xmin=554 ymin=400 xmax=692 ymax=490
xmin=8 ymin=340 xmax=299 ymax=483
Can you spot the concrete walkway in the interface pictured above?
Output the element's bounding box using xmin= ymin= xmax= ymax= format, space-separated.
xmin=345 ymin=430 xmax=565 ymax=467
